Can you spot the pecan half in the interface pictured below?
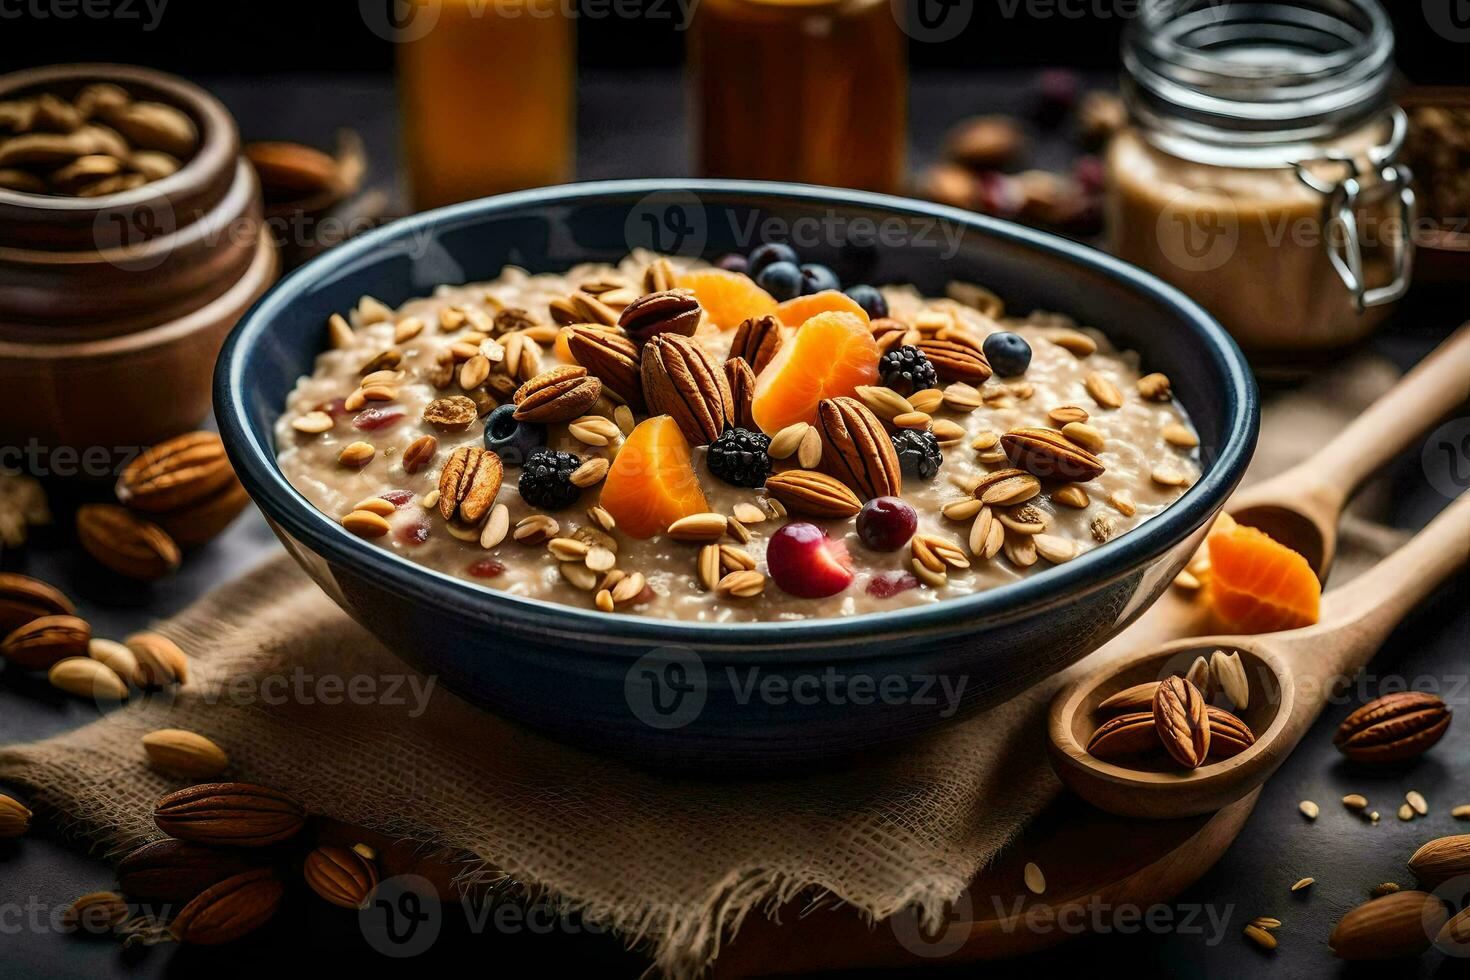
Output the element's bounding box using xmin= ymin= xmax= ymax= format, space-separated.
xmin=304 ymin=845 xmax=379 ymax=910
xmin=565 ymin=326 xmax=644 ymax=410
xmin=76 ymin=504 xmax=181 ymax=581
xmin=1208 ymin=706 xmax=1255 ymax=758
xmin=0 ymin=572 xmax=74 ymax=633
xmin=815 ymin=397 xmax=901 ymax=500
xmin=730 ymin=314 xmax=783 ymax=373
xmin=1086 ymin=711 xmax=1158 ymax=758
xmin=765 ymin=470 xmax=862 ymax=519
xmin=917 ymin=335 xmax=993 ymax=384
xmin=1333 ymin=692 xmax=1451 ymax=763
xmin=513 ymin=365 xmax=603 ymax=423
xmin=1001 ymin=426 xmax=1105 ymax=482
xmin=169 ymin=869 xmax=284 ymax=945
xmin=641 ymin=333 xmax=732 ymax=445
xmin=117 ymin=839 xmax=266 ymax=905
xmin=1 ymin=614 xmax=90 ymax=671
xmin=116 ymin=431 xmax=236 ymax=513
xmin=153 ymin=783 xmax=306 ymax=847
xmin=1153 ymin=675 xmax=1210 ymax=768
xmin=619 ymin=288 xmax=702 ymax=346
xmin=422 ymin=395 xmax=478 ymax=431
xmin=725 ymin=357 xmax=757 ymax=430
xmin=437 ymin=446 xmax=503 ymax=534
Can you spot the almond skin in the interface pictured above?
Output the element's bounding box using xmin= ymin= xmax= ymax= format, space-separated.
xmin=117 ymin=839 xmax=267 ymax=904
xmin=1 ymin=614 xmax=90 ymax=671
xmin=76 ymin=503 xmax=181 ymax=581
xmin=1153 ymin=675 xmax=1210 ymax=769
xmin=764 ymin=470 xmax=862 ymax=519
xmin=169 ymin=869 xmax=284 ymax=945
xmin=1329 ymin=890 xmax=1446 ymax=960
xmin=303 ymin=845 xmax=379 ymax=910
xmin=153 ymin=782 xmax=306 ymax=847
xmin=0 ymin=572 xmax=75 ymax=634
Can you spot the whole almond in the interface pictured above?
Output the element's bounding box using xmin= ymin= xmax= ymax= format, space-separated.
xmin=1329 ymin=890 xmax=1446 ymax=960
xmin=154 ymin=782 xmax=306 ymax=847
xmin=169 ymin=869 xmax=284 ymax=945
xmin=125 ymin=631 xmax=189 ymax=686
xmin=303 ymin=844 xmax=379 ymax=909
xmin=48 ymin=657 xmax=128 ymax=701
xmin=116 ymin=432 xmax=236 ymax=513
xmin=1 ymin=614 xmax=90 ymax=670
xmin=76 ymin=503 xmax=181 ymax=581
xmin=62 ymin=891 xmax=129 ymax=934
xmin=142 ymin=729 xmax=230 ymax=778
xmin=1334 ymin=692 xmax=1451 ymax=763
xmin=1086 ymin=711 xmax=1158 ymax=758
xmin=0 ymin=792 xmax=32 ymax=837
xmin=116 ymin=839 xmax=265 ymax=904
xmin=0 ymin=572 xmax=75 ymax=633
xmin=1153 ymin=675 xmax=1210 ymax=768
xmin=1408 ymin=835 xmax=1470 ymax=888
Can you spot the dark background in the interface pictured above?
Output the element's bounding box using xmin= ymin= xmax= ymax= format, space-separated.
xmin=0 ymin=0 xmax=1462 ymax=79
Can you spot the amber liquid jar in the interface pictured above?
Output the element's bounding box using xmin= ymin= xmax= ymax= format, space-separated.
xmin=690 ymin=0 xmax=906 ymax=193
xmin=1106 ymin=0 xmax=1413 ymax=360
xmin=398 ymin=0 xmax=575 ymax=210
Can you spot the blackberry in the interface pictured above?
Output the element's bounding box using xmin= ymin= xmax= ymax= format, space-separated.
xmin=518 ymin=448 xmax=583 ymax=510
xmin=879 ymin=345 xmax=938 ymax=395
xmin=706 ymin=427 xmax=772 ymax=488
xmin=891 ymin=429 xmax=943 ymax=481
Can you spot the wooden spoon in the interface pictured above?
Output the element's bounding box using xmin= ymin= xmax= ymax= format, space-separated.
xmin=1048 ymin=491 xmax=1470 ymax=820
xmin=1229 ymin=322 xmax=1470 ymax=578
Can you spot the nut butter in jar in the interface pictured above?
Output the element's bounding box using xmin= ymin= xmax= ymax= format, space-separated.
xmin=1106 ymin=0 xmax=1414 ymax=361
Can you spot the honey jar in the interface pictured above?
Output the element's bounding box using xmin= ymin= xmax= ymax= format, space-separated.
xmin=1106 ymin=0 xmax=1414 ymax=361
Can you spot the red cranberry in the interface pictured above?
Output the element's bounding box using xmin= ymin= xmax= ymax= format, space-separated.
xmin=467 ymin=558 xmax=505 ymax=578
xmin=766 ymin=522 xmax=854 ymax=599
xmin=856 ymin=497 xmax=917 ymax=552
xmin=395 ymin=518 xmax=430 ymax=546
xmin=866 ymin=571 xmax=919 ymax=599
xmin=1073 ymin=154 xmax=1106 ymax=195
xmin=316 ymin=397 xmax=349 ymax=418
xmin=352 ymin=408 xmax=404 ymax=431
xmin=379 ymin=489 xmax=415 ymax=507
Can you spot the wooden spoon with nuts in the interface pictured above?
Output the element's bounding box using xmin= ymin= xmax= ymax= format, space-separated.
xmin=1048 ymin=491 xmax=1470 ymax=820
xmin=1228 ymin=322 xmax=1470 ymax=579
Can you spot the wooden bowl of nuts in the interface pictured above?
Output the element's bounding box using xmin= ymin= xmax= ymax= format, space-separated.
xmin=0 ymin=63 xmax=277 ymax=468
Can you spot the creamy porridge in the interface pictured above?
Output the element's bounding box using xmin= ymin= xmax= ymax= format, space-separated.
xmin=276 ymin=249 xmax=1200 ymax=622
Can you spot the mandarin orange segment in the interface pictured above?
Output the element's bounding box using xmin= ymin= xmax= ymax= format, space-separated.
xmin=553 ymin=326 xmax=576 ymax=363
xmin=677 ymin=268 xmax=778 ymax=330
xmin=1204 ymin=522 xmax=1321 ymax=634
xmin=750 ymin=311 xmax=880 ymax=433
xmin=598 ymin=415 xmax=709 ymax=539
xmin=774 ymin=290 xmax=871 ymax=328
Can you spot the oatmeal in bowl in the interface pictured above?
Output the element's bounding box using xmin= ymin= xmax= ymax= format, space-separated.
xmin=276 ymin=247 xmax=1202 ymax=623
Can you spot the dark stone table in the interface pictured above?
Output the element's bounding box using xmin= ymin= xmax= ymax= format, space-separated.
xmin=1 ymin=71 xmax=1467 ymax=978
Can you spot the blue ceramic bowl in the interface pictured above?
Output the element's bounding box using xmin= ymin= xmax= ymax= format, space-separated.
xmin=216 ymin=180 xmax=1257 ymax=768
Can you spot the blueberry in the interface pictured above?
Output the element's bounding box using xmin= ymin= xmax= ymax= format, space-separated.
xmin=755 ymin=260 xmax=803 ymax=301
xmin=715 ymin=252 xmax=749 ymax=274
xmin=983 ymin=331 xmax=1033 ymax=378
xmin=483 ymin=403 xmax=546 ymax=467
xmin=844 ymin=284 xmax=888 ymax=319
xmin=798 ymin=263 xmax=840 ymax=295
xmin=747 ymin=243 xmax=799 ymax=277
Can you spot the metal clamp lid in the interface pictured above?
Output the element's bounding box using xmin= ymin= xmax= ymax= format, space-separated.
xmin=1293 ymin=106 xmax=1416 ymax=312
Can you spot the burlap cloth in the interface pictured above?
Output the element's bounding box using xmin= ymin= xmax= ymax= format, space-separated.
xmin=0 ymin=358 xmax=1407 ymax=976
